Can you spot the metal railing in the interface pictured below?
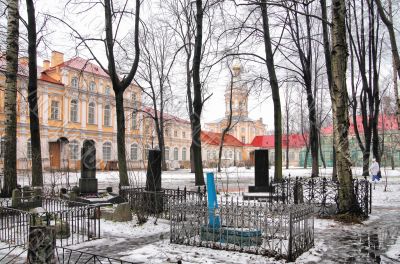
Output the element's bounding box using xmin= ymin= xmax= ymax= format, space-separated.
xmin=0 ymin=197 xmax=100 ymax=247
xmin=170 ymin=200 xmax=314 ymax=261
xmin=267 ymin=177 xmax=372 ymax=217
xmin=120 ymin=186 xmax=206 ymax=219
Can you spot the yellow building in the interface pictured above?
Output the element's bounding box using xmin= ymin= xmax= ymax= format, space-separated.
xmin=204 ymin=64 xmax=266 ymax=160
xmin=0 ymin=51 xmax=144 ymax=171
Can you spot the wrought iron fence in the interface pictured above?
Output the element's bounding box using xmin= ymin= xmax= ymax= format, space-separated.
xmin=170 ymin=200 xmax=314 ymax=261
xmin=0 ymin=197 xmax=100 ymax=247
xmin=120 ymin=186 xmax=206 ymax=219
xmin=266 ymin=177 xmax=372 ymax=217
xmin=0 ymin=245 xmax=134 ymax=263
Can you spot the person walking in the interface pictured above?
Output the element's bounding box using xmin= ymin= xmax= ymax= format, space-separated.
xmin=369 ymin=158 xmax=380 ymax=182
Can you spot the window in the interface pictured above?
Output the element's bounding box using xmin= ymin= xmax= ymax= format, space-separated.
xmin=174 ymin=130 xmax=178 ymax=137
xmin=228 ymin=151 xmax=233 ymax=159
xmin=71 ymin=77 xmax=78 ymax=88
xmin=105 ymin=86 xmax=111 ymax=95
xmin=132 ymin=93 xmax=138 ymax=109
xmin=241 ymin=136 xmax=245 ymax=143
xmin=144 ymin=144 xmax=150 ymax=160
xmin=104 ymin=105 xmax=111 ymax=126
xmin=50 ymin=101 xmax=60 ymax=120
xmin=89 ymin=81 xmax=96 ymax=92
xmin=207 ymin=150 xmax=211 ymax=160
xmin=131 ymin=112 xmax=137 ymax=129
xmin=103 ymin=142 xmax=112 ymax=161
xmin=182 ymin=147 xmax=187 ymax=161
xmin=174 ymin=147 xmax=179 ymax=160
xmin=164 ymin=147 xmax=170 ymax=161
xmin=27 ymin=140 xmax=32 ymax=159
xmin=165 ymin=128 xmax=169 ymax=137
xmin=182 ymin=132 xmax=186 ymax=138
xmin=241 ymin=127 xmax=245 ymax=133
xmin=70 ymin=100 xmax=78 ymax=122
xmin=0 ymin=138 xmax=4 ymax=158
xmin=88 ymin=102 xmax=96 ymax=124
xmin=69 ymin=140 xmax=79 ymax=160
xmin=131 ymin=143 xmax=138 ymax=160
xmin=212 ymin=150 xmax=217 ymax=159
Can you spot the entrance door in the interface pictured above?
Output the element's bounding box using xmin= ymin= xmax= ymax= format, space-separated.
xmin=49 ymin=142 xmax=61 ymax=169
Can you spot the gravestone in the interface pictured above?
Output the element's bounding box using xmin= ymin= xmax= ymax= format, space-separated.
xmin=144 ymin=149 xmax=163 ymax=213
xmin=79 ymin=140 xmax=98 ymax=194
xmin=249 ymin=149 xmax=274 ymax=192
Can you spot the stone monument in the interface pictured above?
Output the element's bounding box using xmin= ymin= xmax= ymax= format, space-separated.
xmin=249 ymin=149 xmax=274 ymax=192
xmin=79 ymin=140 xmax=98 ymax=194
xmin=144 ymin=149 xmax=163 ymax=213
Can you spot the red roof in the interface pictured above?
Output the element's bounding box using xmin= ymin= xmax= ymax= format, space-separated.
xmin=250 ymin=134 xmax=307 ymax=149
xmin=321 ymin=115 xmax=398 ymax=135
xmin=142 ymin=107 xmax=190 ymax=125
xmin=39 ymin=72 xmax=63 ymax=85
xmin=50 ymin=57 xmax=109 ymax=78
xmin=201 ymin=131 xmax=244 ymax=147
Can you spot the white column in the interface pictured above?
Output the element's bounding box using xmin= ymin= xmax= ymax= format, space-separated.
xmin=42 ymin=90 xmax=49 ymax=125
xmin=97 ymin=102 xmax=103 ymax=131
xmin=63 ymin=96 xmax=69 ymax=125
xmin=81 ymin=99 xmax=87 ymax=128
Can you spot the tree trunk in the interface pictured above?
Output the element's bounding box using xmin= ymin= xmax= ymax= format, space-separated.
xmin=27 ymin=0 xmax=43 ymax=187
xmin=286 ymin=132 xmax=289 ymax=169
xmin=319 ymin=134 xmax=326 ymax=169
xmin=303 ymin=147 xmax=309 ymax=169
xmin=261 ymin=1 xmax=282 ymax=181
xmin=115 ymin=91 xmax=129 ymax=186
xmin=320 ymin=0 xmax=337 ymax=179
xmin=2 ymin=0 xmax=19 ymax=197
xmin=331 ymin=0 xmax=358 ymax=214
xmin=191 ymin=0 xmax=205 ymax=186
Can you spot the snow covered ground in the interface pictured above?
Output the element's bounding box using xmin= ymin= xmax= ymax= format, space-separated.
xmin=2 ymin=167 xmax=400 ymax=263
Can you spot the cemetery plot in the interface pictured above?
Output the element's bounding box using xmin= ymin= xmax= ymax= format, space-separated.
xmin=0 ymin=196 xmax=100 ymax=247
xmin=170 ymin=201 xmax=314 ymax=261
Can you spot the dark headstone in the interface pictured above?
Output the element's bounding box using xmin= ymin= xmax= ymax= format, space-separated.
xmin=249 ymin=149 xmax=274 ymax=192
xmin=144 ymin=150 xmax=163 ymax=213
xmin=145 ymin=150 xmax=162 ymax=192
xmin=79 ymin=140 xmax=98 ymax=194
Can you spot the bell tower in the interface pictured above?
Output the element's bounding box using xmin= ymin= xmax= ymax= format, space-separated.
xmin=225 ymin=63 xmax=248 ymax=118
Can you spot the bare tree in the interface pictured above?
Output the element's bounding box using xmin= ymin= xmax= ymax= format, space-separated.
xmin=136 ymin=20 xmax=179 ymax=171
xmin=26 ymin=0 xmax=43 ymax=187
xmin=331 ymin=0 xmax=359 ymax=214
xmin=283 ymin=80 xmax=293 ymax=169
xmin=375 ymin=0 xmax=400 ymax=126
xmin=2 ymin=0 xmax=19 ymax=197
xmin=347 ymin=0 xmax=383 ymax=176
xmin=57 ymin=0 xmax=141 ymax=186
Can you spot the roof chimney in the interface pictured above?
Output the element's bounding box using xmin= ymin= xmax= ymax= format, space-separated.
xmin=19 ymin=56 xmax=29 ymax=65
xmin=51 ymin=51 xmax=64 ymax=67
xmin=43 ymin=59 xmax=50 ymax=70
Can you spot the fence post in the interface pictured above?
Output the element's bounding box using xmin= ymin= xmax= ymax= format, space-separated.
xmin=288 ymin=211 xmax=293 ymax=261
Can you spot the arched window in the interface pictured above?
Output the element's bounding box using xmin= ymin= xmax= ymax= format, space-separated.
xmin=130 ymin=143 xmax=138 ymax=160
xmin=105 ymin=86 xmax=111 ymax=95
xmin=182 ymin=147 xmax=187 ymax=161
xmin=70 ymin=99 xmax=78 ymax=122
xmin=131 ymin=112 xmax=137 ymax=129
xmin=0 ymin=137 xmax=4 ymax=158
xmin=103 ymin=142 xmax=112 ymax=161
xmin=144 ymin=144 xmax=150 ymax=160
xmin=69 ymin=140 xmax=79 ymax=160
xmin=89 ymin=81 xmax=96 ymax=92
xmin=104 ymin=105 xmax=111 ymax=126
xmin=174 ymin=147 xmax=179 ymax=161
xmin=164 ymin=147 xmax=170 ymax=161
xmin=132 ymin=93 xmax=138 ymax=109
xmin=88 ymin=102 xmax=96 ymax=124
xmin=71 ymin=77 xmax=78 ymax=88
xmin=27 ymin=139 xmax=32 ymax=159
